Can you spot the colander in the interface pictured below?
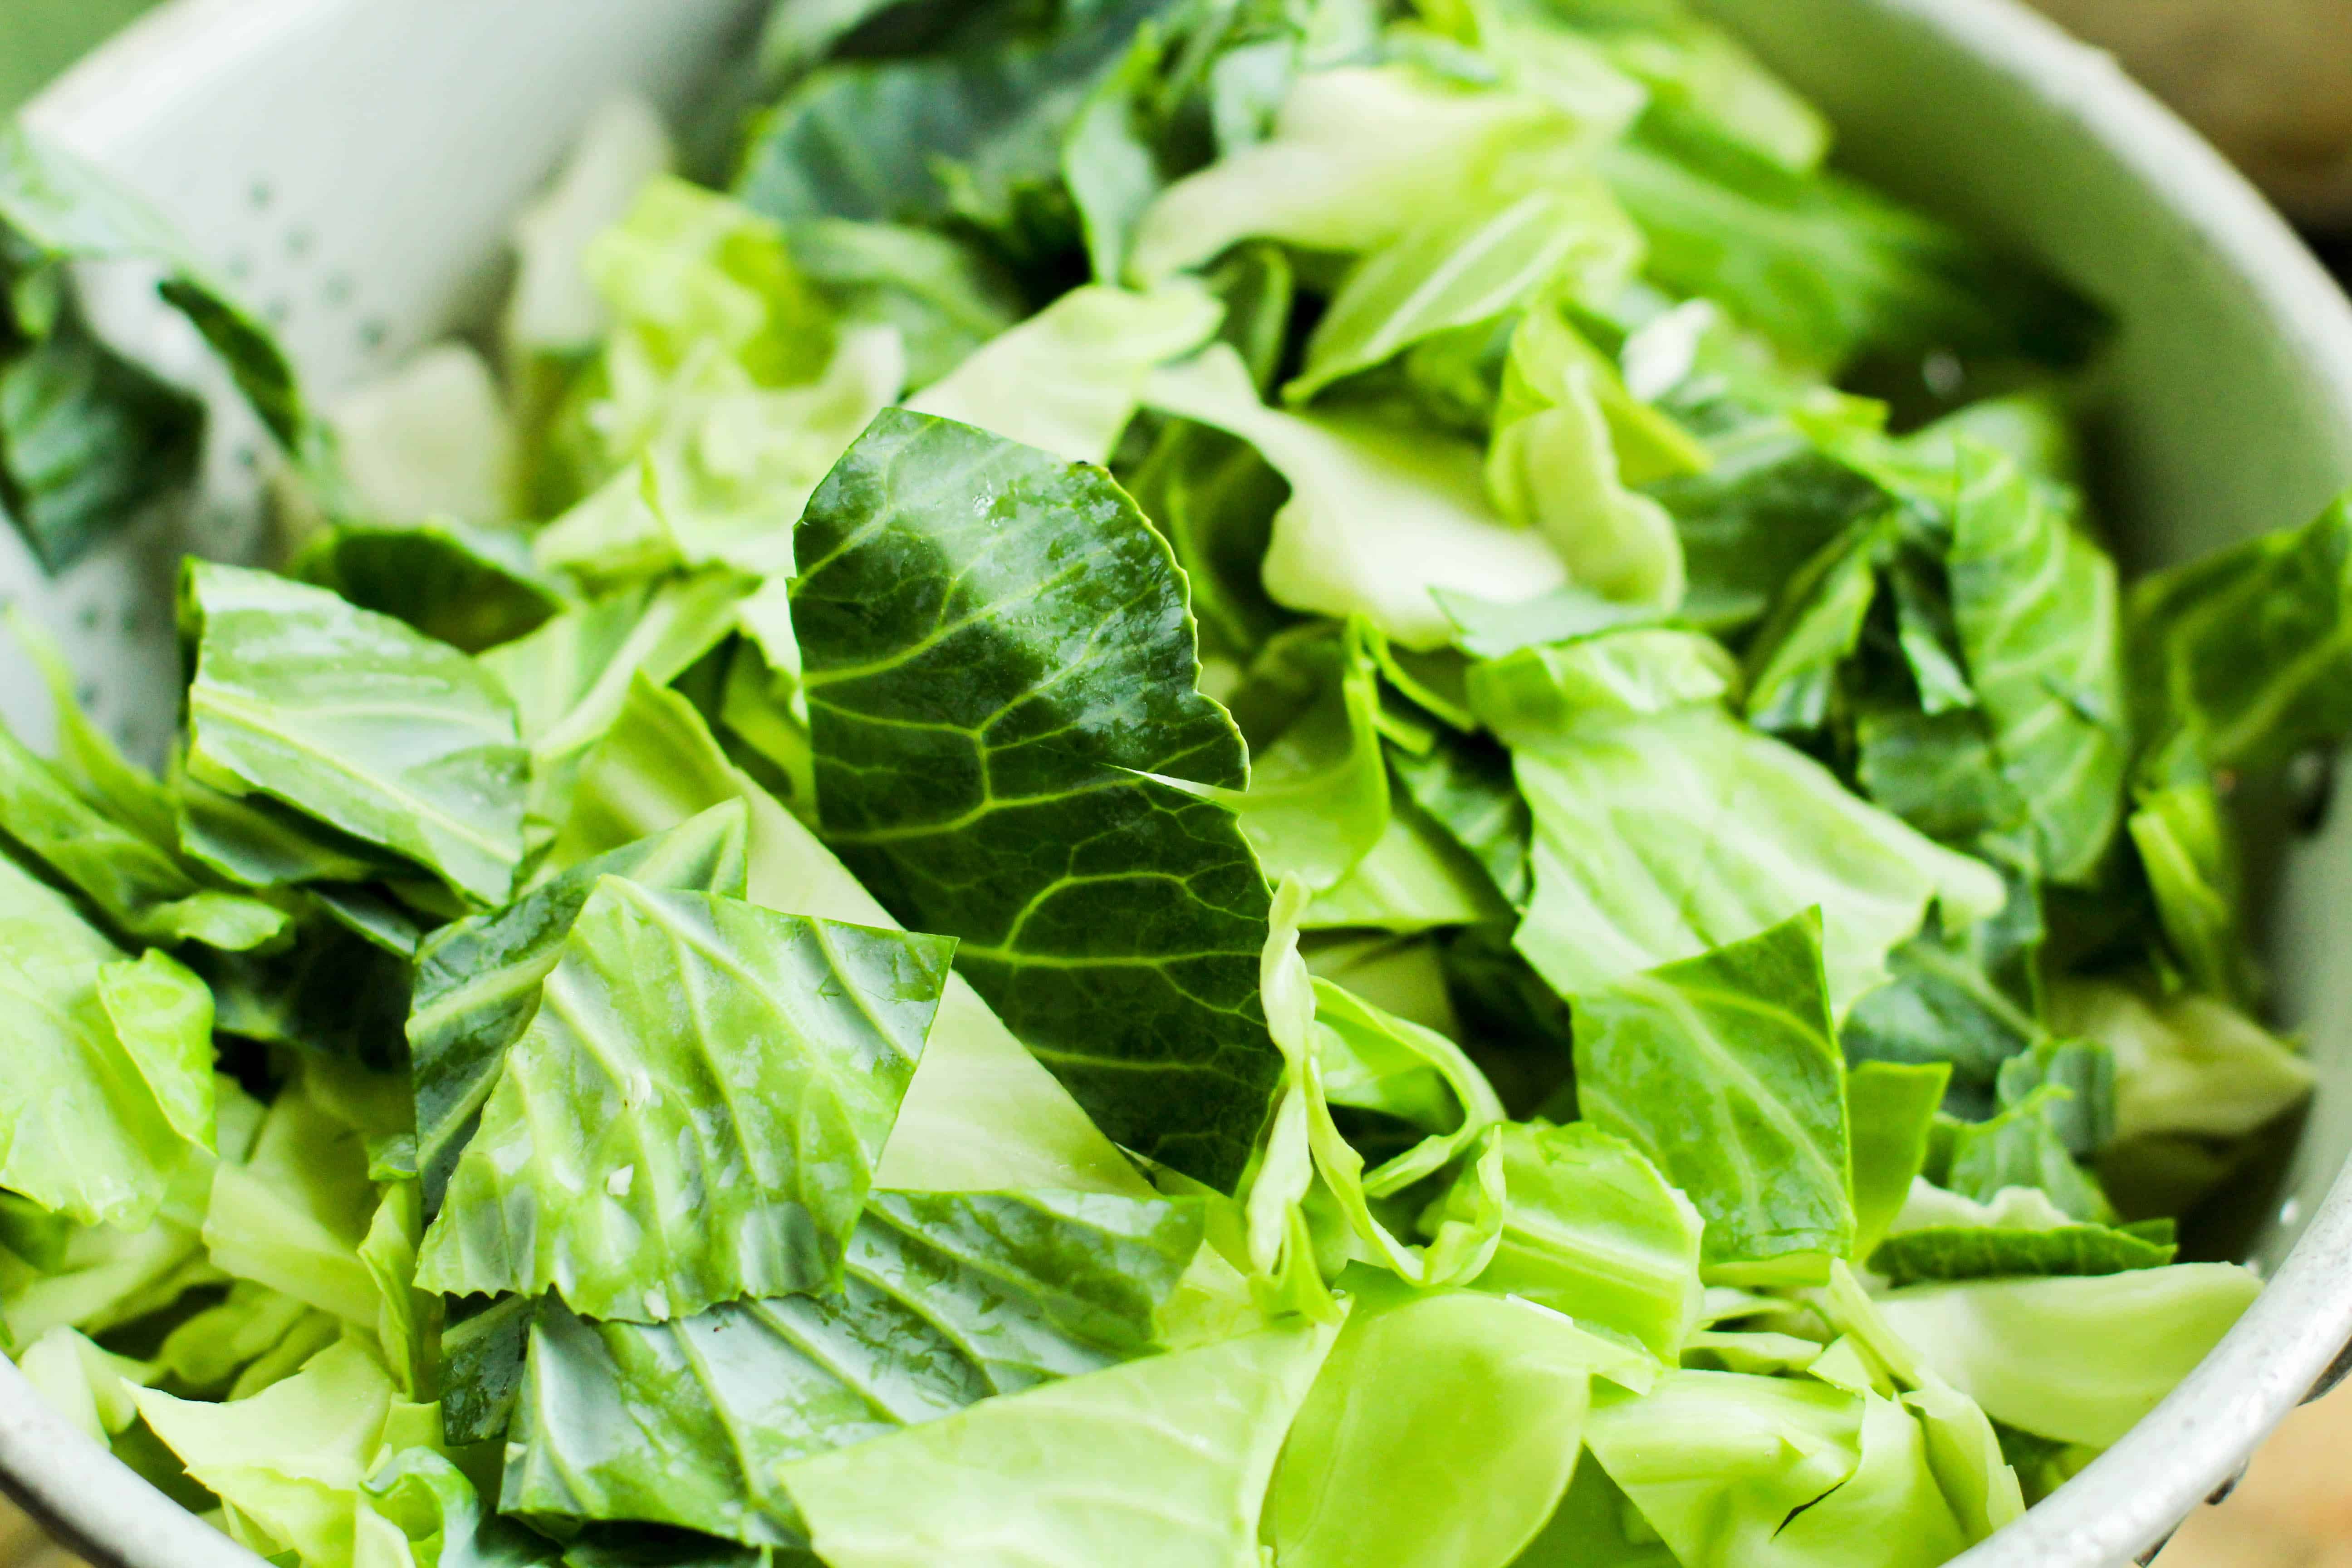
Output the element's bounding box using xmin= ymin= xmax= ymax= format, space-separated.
xmin=2 ymin=1 xmax=2351 ymax=1565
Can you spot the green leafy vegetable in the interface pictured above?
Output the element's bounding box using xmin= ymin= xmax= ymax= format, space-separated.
xmin=484 ymin=572 xmax=748 ymax=837
xmin=1299 ymin=779 xmax=1512 ymax=931
xmin=1769 ymin=1392 xmax=1971 ymax=1568
xmin=1269 ymin=1285 xmax=1614 ymax=1568
xmin=327 ymin=341 xmax=515 ymax=524
xmin=787 ymin=218 xmax=1024 ymax=389
xmin=1874 ymin=1264 xmax=2260 ymax=1446
xmin=439 ymin=1292 xmax=535 ymax=1447
xmin=1487 ymin=281 xmax=1691 ymax=608
xmin=201 ymin=1063 xmax=384 ymax=1327
xmin=0 ymin=854 xmax=214 ymax=1229
xmin=1387 ymin=732 xmax=1532 ymax=907
xmin=1852 ymin=706 xmax=2020 ymax=848
xmin=1119 ymin=412 xmax=1292 ymax=663
xmin=1650 ymin=417 xmax=1886 ymax=634
xmin=0 ymin=10 xmax=2314 ymax=1563
xmin=1129 ymin=64 xmax=1587 ymax=284
xmin=907 ymin=279 xmax=1220 ymax=461
xmin=1506 ymin=693 xmax=2002 ymax=1015
xmin=794 ymin=408 xmax=1279 ymax=1190
xmin=1872 ymin=1188 xmax=2176 ymax=1288
xmin=1289 ymin=183 xmax=1641 ymax=403
xmin=291 ymin=517 xmax=568 ymax=655
xmin=736 ymin=0 xmax=1183 ymax=253
xmin=1469 ymin=1121 xmax=1703 ymax=1360
xmin=504 ymin=1190 xmax=1203 ymax=1543
xmin=417 ymin=880 xmax=956 ymax=1319
xmin=1059 ymin=24 xmax=1166 ymax=286
xmin=2126 ymin=738 xmax=2256 ymax=1007
xmin=136 ymin=1337 xmax=398 ymax=1565
xmin=2049 ymin=977 xmax=2313 ymax=1143
xmin=1146 ymin=345 xmax=1568 ymax=650
xmin=535 ymin=673 xmax=1156 ymax=1200
xmin=2127 ymin=491 xmax=2352 ymax=772
xmin=1943 ymin=1085 xmax=2111 ymax=1223
xmin=363 ymin=1446 xmax=562 ymax=1568
xmin=1847 ymin=1061 xmax=1951 ymax=1260
xmin=1741 ymin=513 xmax=1890 ymax=733
xmin=778 ymin=1319 xmax=1338 ymax=1568
xmin=1260 ymin=882 xmax=1507 ymax=1288
xmin=181 ymin=561 xmax=529 ymax=905
xmin=7 ymin=607 xmax=176 ymax=844
xmin=0 ymin=295 xmax=203 ymax=574
xmin=1945 ymin=445 xmax=2127 ymax=883
xmin=1993 ymin=1037 xmax=2115 ymax=1158
xmin=0 ymin=719 xmax=285 ymax=951
xmin=1573 ymin=908 xmax=1854 ymax=1283
xmin=1840 ymin=838 xmax=2045 ymax=1115
xmin=1510 ymin=1457 xmax=1679 ymax=1568
xmin=408 ymin=802 xmax=751 ymax=1214
xmin=1467 ymin=627 xmax=1736 ymax=745
xmin=1599 ymin=111 xmax=2099 ymax=372
xmin=533 ymin=322 xmax=902 ymax=586
xmin=584 ymin=175 xmax=834 ymax=390
xmin=1584 ymin=1370 xmax=1862 ymax=1568
xmin=1231 ymin=622 xmax=1391 ymax=892
xmin=171 ymin=770 xmax=409 ymax=894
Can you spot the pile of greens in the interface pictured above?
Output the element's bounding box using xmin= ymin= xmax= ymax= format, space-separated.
xmin=3 ymin=1 xmax=2348 ymax=1566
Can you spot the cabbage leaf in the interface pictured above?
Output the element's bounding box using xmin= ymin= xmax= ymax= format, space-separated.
xmin=1944 ymin=445 xmax=2127 ymax=884
xmin=536 ymin=674 xmax=1152 ymax=1200
xmin=1468 ymin=1121 xmax=1703 ymax=1361
xmin=908 ymin=281 xmax=1220 ymax=463
xmin=181 ymin=562 xmax=528 ymax=905
xmin=1572 ymin=908 xmax=1853 ymax=1283
xmin=1269 ymin=1286 xmax=1613 ymax=1568
xmin=417 ymin=881 xmax=955 ymax=1320
xmin=779 ymin=1318 xmax=1338 ymax=1568
xmin=1507 ymin=694 xmax=2002 ymax=1015
xmin=408 ymin=802 xmax=751 ymax=1215
xmin=0 ymin=856 xmax=216 ymax=1229
xmin=2127 ymin=491 xmax=2352 ymax=773
xmin=1145 ymin=345 xmax=1568 ymax=650
xmin=503 ymin=1190 xmax=1204 ymax=1544
xmin=1874 ymin=1264 xmax=2260 ymax=1446
xmin=794 ymin=409 xmax=1280 ymax=1190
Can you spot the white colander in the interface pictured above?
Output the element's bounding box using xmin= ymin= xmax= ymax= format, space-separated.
xmin=0 ymin=0 xmax=763 ymax=766
xmin=4 ymin=1 xmax=2352 ymax=1566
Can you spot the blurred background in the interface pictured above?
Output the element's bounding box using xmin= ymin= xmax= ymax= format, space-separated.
xmin=1 ymin=0 xmax=2350 ymax=1565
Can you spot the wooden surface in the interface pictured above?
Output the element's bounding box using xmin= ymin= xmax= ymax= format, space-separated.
xmin=2158 ymin=1386 xmax=2352 ymax=1568
xmin=0 ymin=1501 xmax=87 ymax=1568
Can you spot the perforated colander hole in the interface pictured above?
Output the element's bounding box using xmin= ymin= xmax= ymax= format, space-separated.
xmin=225 ymin=254 xmax=253 ymax=285
xmin=75 ymin=603 xmax=99 ymax=632
xmin=248 ymin=180 xmax=274 ymax=211
xmin=359 ymin=318 xmax=390 ymax=355
xmin=323 ymin=272 xmax=355 ymax=310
